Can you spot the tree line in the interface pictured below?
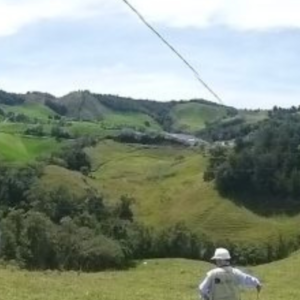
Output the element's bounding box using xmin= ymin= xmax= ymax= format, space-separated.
xmin=204 ymin=110 xmax=300 ymax=214
xmin=0 ymin=90 xmax=24 ymax=106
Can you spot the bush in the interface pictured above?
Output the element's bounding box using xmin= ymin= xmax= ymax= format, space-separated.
xmin=24 ymin=125 xmax=45 ymax=137
xmin=51 ymin=144 xmax=91 ymax=172
xmin=50 ymin=125 xmax=71 ymax=140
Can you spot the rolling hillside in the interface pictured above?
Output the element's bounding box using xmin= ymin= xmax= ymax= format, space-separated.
xmin=1 ymin=88 xmax=299 ymax=257
xmin=31 ymin=140 xmax=300 ymax=248
xmin=84 ymin=141 xmax=300 ymax=244
xmin=171 ymin=101 xmax=229 ymax=132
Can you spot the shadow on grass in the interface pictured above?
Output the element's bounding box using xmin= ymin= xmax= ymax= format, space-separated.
xmin=220 ymin=191 xmax=300 ymax=217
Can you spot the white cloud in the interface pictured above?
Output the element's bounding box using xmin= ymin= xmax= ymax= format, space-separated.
xmin=126 ymin=0 xmax=300 ymax=30
xmin=1 ymin=0 xmax=300 ymax=36
xmin=0 ymin=0 xmax=116 ymax=36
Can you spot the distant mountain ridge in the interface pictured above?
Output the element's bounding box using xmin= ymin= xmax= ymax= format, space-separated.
xmin=0 ymin=89 xmax=240 ymax=134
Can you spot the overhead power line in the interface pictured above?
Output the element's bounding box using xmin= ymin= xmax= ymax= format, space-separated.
xmin=120 ymin=0 xmax=224 ymax=105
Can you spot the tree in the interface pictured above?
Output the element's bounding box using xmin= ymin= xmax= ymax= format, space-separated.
xmin=19 ymin=212 xmax=56 ymax=269
xmin=54 ymin=144 xmax=91 ymax=172
xmin=50 ymin=125 xmax=71 ymax=140
xmin=0 ymin=164 xmax=41 ymax=209
xmin=204 ymin=113 xmax=300 ymax=213
xmin=1 ymin=209 xmax=25 ymax=260
xmin=24 ymin=125 xmax=45 ymax=137
xmin=45 ymin=99 xmax=67 ymax=115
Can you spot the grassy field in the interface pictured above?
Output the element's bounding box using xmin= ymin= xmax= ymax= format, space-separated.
xmin=0 ymin=122 xmax=28 ymax=134
xmin=0 ymin=102 xmax=56 ymax=121
xmin=101 ymin=111 xmax=162 ymax=131
xmin=39 ymin=165 xmax=99 ymax=198
xmin=67 ymin=112 xmax=161 ymax=137
xmin=239 ymin=110 xmax=269 ymax=123
xmin=84 ymin=140 xmax=300 ymax=244
xmin=171 ymin=102 xmax=228 ymax=132
xmin=1 ymin=252 xmax=299 ymax=300
xmin=0 ymin=133 xmax=60 ymax=163
xmin=68 ymin=121 xmax=108 ymax=137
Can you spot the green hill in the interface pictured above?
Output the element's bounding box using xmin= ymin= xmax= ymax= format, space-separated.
xmin=1 ymin=88 xmax=299 ymax=256
xmin=58 ymin=91 xmax=109 ymax=120
xmin=12 ymin=136 xmax=297 ymax=248
xmin=1 ymin=252 xmax=299 ymax=300
xmin=171 ymin=101 xmax=229 ymax=132
xmin=101 ymin=111 xmax=162 ymax=130
xmin=1 ymin=89 xmax=268 ymax=136
xmin=0 ymin=102 xmax=56 ymax=121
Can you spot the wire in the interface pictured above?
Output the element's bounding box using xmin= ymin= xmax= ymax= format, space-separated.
xmin=120 ymin=0 xmax=224 ymax=105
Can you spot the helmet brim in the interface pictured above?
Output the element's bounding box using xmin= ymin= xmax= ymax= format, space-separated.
xmin=211 ymin=256 xmax=231 ymax=260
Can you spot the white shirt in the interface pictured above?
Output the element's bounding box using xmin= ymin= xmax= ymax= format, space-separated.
xmin=199 ymin=266 xmax=261 ymax=300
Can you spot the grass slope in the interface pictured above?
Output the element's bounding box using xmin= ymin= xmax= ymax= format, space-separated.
xmin=1 ymin=252 xmax=299 ymax=300
xmin=67 ymin=112 xmax=161 ymax=138
xmin=101 ymin=111 xmax=162 ymax=131
xmin=68 ymin=121 xmax=109 ymax=137
xmin=85 ymin=141 xmax=300 ymax=244
xmin=0 ymin=133 xmax=59 ymax=163
xmin=239 ymin=110 xmax=269 ymax=123
xmin=0 ymin=102 xmax=56 ymax=121
xmin=171 ymin=102 xmax=228 ymax=132
xmin=39 ymin=165 xmax=100 ymax=198
xmin=0 ymin=122 xmax=27 ymax=134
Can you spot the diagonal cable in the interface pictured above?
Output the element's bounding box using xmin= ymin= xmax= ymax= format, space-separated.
xmin=120 ymin=0 xmax=224 ymax=104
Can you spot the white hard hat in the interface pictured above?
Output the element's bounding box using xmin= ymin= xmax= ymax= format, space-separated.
xmin=211 ymin=248 xmax=231 ymax=260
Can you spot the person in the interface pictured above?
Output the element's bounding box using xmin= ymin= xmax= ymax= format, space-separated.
xmin=199 ymin=248 xmax=262 ymax=300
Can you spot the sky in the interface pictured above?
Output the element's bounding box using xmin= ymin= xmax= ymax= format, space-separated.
xmin=1 ymin=0 xmax=300 ymax=108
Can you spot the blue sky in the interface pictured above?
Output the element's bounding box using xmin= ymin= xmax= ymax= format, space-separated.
xmin=1 ymin=0 xmax=300 ymax=108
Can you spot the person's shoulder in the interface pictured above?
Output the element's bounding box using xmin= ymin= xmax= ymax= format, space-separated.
xmin=207 ymin=267 xmax=225 ymax=276
xmin=231 ymin=267 xmax=247 ymax=277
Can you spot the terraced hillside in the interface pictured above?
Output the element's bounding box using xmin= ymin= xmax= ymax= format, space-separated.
xmin=1 ymin=251 xmax=299 ymax=300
